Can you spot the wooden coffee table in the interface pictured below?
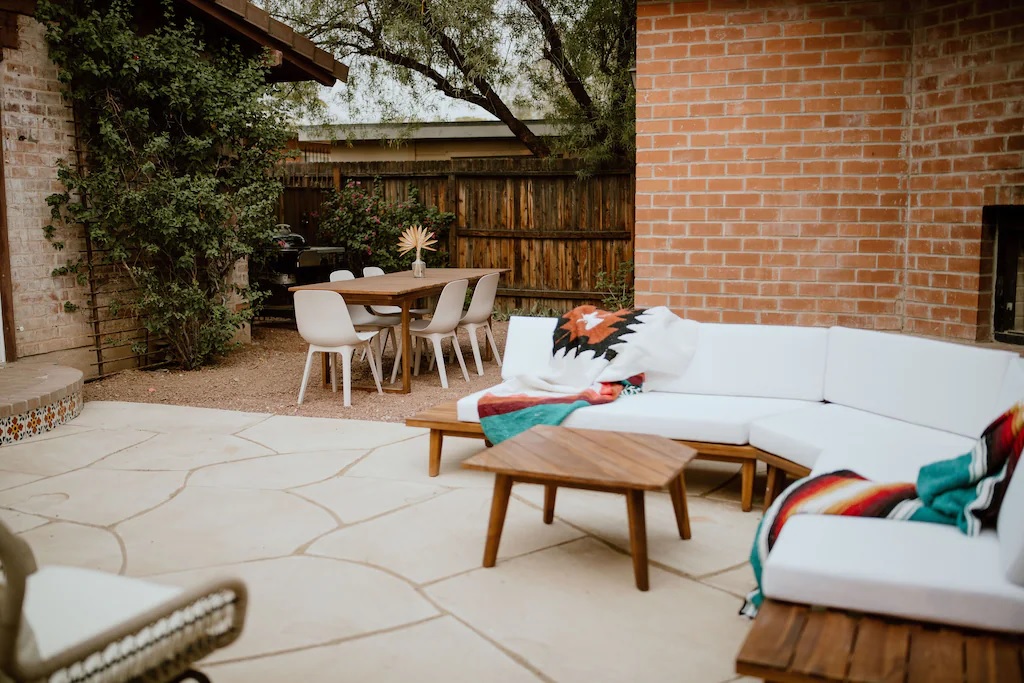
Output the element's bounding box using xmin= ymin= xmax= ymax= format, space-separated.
xmin=462 ymin=424 xmax=697 ymax=591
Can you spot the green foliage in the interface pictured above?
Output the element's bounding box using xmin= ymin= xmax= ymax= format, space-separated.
xmin=262 ymin=0 xmax=635 ymax=166
xmin=316 ymin=182 xmax=453 ymax=274
xmin=595 ymin=259 xmax=634 ymax=311
xmin=492 ymin=303 xmax=566 ymax=321
xmin=39 ymin=0 xmax=291 ymax=370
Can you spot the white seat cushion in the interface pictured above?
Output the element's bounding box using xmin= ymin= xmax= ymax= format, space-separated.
xmin=762 ymin=515 xmax=1024 ymax=633
xmin=824 ymin=327 xmax=1017 ymax=437
xmin=24 ymin=566 xmax=181 ymax=660
xmin=562 ymin=393 xmax=815 ymax=445
xmin=457 ymin=386 xmax=813 ymax=444
xmin=749 ymin=404 xmax=975 ymax=474
xmin=646 ymin=323 xmax=828 ymax=401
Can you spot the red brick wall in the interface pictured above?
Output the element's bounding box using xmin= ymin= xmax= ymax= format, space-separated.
xmin=635 ymin=0 xmax=1024 ymax=340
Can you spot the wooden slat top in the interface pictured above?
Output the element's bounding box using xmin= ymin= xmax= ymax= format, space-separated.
xmin=288 ymin=268 xmax=508 ymax=297
xmin=462 ymin=425 xmax=696 ymax=490
xmin=736 ymin=600 xmax=1024 ymax=683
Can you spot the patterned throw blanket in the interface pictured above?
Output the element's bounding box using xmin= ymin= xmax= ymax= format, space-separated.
xmin=742 ymin=402 xmax=1024 ymax=617
xmin=477 ymin=305 xmax=698 ymax=445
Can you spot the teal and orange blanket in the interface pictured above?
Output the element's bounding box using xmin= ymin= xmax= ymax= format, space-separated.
xmin=477 ymin=306 xmax=698 ymax=445
xmin=742 ymin=402 xmax=1024 ymax=617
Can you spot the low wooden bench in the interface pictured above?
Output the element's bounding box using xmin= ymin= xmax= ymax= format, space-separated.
xmin=736 ymin=599 xmax=1024 ymax=682
xmin=406 ymin=400 xmax=770 ymax=512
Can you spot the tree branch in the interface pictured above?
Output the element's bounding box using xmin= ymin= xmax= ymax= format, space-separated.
xmin=524 ymin=0 xmax=597 ymax=121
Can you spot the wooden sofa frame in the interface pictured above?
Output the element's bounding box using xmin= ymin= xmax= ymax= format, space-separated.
xmin=405 ymin=400 xmax=809 ymax=512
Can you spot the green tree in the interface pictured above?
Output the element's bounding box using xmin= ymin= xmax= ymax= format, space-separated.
xmin=262 ymin=0 xmax=635 ymax=165
xmin=40 ymin=0 xmax=292 ymax=369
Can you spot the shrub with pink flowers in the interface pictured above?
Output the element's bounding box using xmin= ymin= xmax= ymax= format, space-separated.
xmin=317 ymin=182 xmax=453 ymax=274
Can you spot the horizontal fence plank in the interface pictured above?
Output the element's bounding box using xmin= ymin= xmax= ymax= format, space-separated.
xmin=458 ymin=229 xmax=632 ymax=240
xmin=498 ymin=287 xmax=605 ymax=300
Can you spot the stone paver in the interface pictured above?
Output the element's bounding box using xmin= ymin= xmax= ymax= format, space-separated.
xmin=118 ymin=487 xmax=336 ymax=575
xmin=153 ymin=556 xmax=438 ymax=662
xmin=95 ymin=433 xmax=275 ymax=471
xmin=0 ymin=468 xmax=185 ymax=526
xmin=0 ymin=428 xmax=155 ymax=476
xmin=308 ymin=487 xmax=585 ymax=584
xmin=204 ymin=617 xmax=542 ymax=683
xmin=188 ymin=451 xmax=366 ymax=490
xmin=295 ymin=475 xmax=448 ymax=524
xmin=0 ymin=401 xmax=759 ymax=683
xmin=428 ymin=538 xmax=751 ymax=683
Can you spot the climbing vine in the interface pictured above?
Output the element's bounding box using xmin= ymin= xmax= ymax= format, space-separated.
xmin=40 ymin=0 xmax=291 ymax=369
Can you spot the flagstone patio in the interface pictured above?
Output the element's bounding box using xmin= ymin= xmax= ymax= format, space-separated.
xmin=0 ymin=401 xmax=761 ymax=683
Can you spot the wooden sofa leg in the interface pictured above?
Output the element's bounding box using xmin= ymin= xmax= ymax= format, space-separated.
xmin=764 ymin=466 xmax=785 ymax=508
xmin=429 ymin=430 xmax=443 ymax=477
xmin=740 ymin=460 xmax=755 ymax=512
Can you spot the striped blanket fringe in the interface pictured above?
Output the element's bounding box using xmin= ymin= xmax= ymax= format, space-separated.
xmin=741 ymin=401 xmax=1024 ymax=618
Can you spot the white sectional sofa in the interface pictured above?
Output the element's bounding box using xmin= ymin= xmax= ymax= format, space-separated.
xmin=451 ymin=316 xmax=1024 ymax=632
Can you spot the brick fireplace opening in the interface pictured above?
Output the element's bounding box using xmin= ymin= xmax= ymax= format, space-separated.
xmin=993 ymin=207 xmax=1024 ymax=344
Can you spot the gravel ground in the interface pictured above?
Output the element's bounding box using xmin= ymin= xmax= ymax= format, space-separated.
xmin=85 ymin=321 xmax=509 ymax=422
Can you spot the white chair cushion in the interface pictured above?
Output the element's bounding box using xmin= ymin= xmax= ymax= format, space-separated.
xmin=749 ymin=404 xmax=975 ymax=474
xmin=501 ymin=316 xmax=557 ymax=380
xmin=561 ymin=393 xmax=815 ymax=445
xmin=999 ymin=460 xmax=1024 ymax=586
xmin=762 ymin=515 xmax=1024 ymax=633
xmin=824 ymin=327 xmax=1016 ymax=437
xmin=646 ymin=323 xmax=828 ymax=402
xmin=23 ymin=566 xmax=181 ymax=660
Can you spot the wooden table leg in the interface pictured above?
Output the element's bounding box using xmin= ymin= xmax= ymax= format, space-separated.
xmin=543 ymin=484 xmax=557 ymax=524
xmin=428 ymin=430 xmax=443 ymax=477
xmin=625 ymin=489 xmax=649 ymax=591
xmin=483 ymin=474 xmax=513 ymax=568
xmin=321 ymin=352 xmax=330 ymax=387
xmin=400 ymin=301 xmax=412 ymax=394
xmin=668 ymin=473 xmax=691 ymax=540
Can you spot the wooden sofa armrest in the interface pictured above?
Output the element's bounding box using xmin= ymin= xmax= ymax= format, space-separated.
xmin=0 ymin=522 xmax=38 ymax=677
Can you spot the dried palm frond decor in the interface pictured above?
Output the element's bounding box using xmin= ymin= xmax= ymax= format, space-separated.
xmin=397 ymin=224 xmax=437 ymax=277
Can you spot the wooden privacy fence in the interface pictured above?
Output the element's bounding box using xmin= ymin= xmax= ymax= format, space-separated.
xmin=279 ymin=157 xmax=635 ymax=312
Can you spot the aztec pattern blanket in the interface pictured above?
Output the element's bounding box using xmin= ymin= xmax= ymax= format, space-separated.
xmin=477 ymin=305 xmax=698 ymax=445
xmin=741 ymin=401 xmax=1024 ymax=617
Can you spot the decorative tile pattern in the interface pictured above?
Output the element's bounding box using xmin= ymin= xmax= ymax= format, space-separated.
xmin=0 ymin=392 xmax=82 ymax=445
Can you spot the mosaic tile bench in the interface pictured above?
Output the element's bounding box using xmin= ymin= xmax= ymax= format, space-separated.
xmin=0 ymin=363 xmax=84 ymax=445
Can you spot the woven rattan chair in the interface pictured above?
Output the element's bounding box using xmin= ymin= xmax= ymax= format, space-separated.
xmin=0 ymin=521 xmax=246 ymax=683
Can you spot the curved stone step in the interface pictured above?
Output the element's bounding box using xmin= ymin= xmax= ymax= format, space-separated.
xmin=0 ymin=363 xmax=84 ymax=445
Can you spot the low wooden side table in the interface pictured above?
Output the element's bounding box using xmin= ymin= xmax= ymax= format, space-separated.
xmin=462 ymin=424 xmax=697 ymax=591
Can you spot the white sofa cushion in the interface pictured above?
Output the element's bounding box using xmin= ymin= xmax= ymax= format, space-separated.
xmin=824 ymin=327 xmax=1017 ymax=438
xmin=646 ymin=323 xmax=828 ymax=402
xmin=501 ymin=316 xmax=557 ymax=380
xmin=561 ymin=393 xmax=814 ymax=445
xmin=762 ymin=515 xmax=1024 ymax=633
xmin=999 ymin=461 xmax=1024 ymax=586
xmin=749 ymin=403 xmax=975 ymax=474
xmin=457 ymin=385 xmax=813 ymax=444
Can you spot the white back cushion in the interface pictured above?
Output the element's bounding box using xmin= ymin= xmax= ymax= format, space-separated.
xmin=646 ymin=323 xmax=829 ymax=401
xmin=999 ymin=461 xmax=1024 ymax=586
xmin=824 ymin=327 xmax=1016 ymax=437
xmin=501 ymin=316 xmax=557 ymax=380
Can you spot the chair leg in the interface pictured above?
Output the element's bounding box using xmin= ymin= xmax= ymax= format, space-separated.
xmin=485 ymin=321 xmax=502 ymax=366
xmin=341 ymin=347 xmax=354 ymax=407
xmin=390 ymin=334 xmax=402 ymax=384
xmin=467 ymin=325 xmax=484 ymax=375
xmin=450 ymin=334 xmax=470 ymax=382
xmin=366 ymin=341 xmax=384 ymax=393
xmin=297 ymin=347 xmax=315 ymax=405
xmin=428 ymin=336 xmax=448 ymax=388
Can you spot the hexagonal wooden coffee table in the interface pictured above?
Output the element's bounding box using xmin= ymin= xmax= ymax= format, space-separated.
xmin=462 ymin=424 xmax=697 ymax=591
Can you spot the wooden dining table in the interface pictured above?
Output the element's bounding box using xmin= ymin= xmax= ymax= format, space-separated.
xmin=288 ymin=268 xmax=508 ymax=394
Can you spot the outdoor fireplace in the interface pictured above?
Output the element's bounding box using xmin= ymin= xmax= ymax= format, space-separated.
xmin=994 ymin=207 xmax=1024 ymax=344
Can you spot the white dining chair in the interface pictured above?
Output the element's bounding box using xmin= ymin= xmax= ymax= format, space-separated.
xmin=455 ymin=272 xmax=502 ymax=375
xmin=362 ymin=267 xmax=430 ymax=317
xmin=294 ymin=290 xmax=383 ymax=407
xmin=330 ymin=270 xmax=399 ymax=357
xmin=390 ymin=279 xmax=470 ymax=389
